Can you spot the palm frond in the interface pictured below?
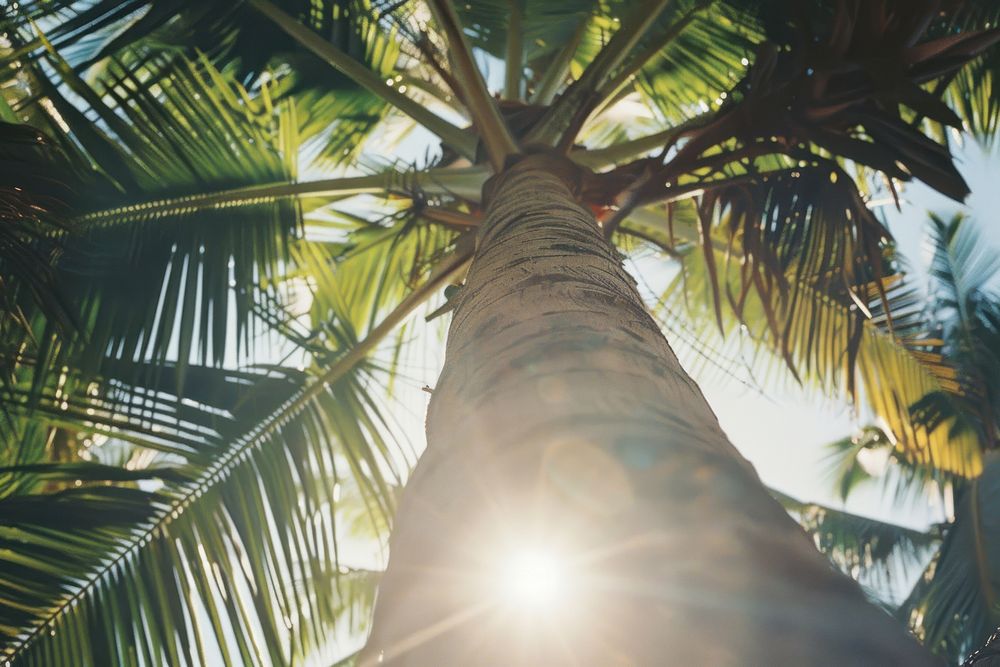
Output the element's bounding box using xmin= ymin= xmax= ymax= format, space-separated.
xmin=4 ymin=0 xmax=401 ymax=88
xmin=0 ymin=46 xmax=306 ymax=391
xmin=773 ymin=488 xmax=940 ymax=603
xmin=0 ymin=121 xmax=79 ymax=389
xmin=915 ymin=213 xmax=1000 ymax=447
xmin=0 ymin=199 xmax=469 ymax=663
xmin=298 ymin=217 xmax=460 ymax=340
xmin=632 ymin=1 xmax=759 ymax=130
xmin=0 ymin=357 xmax=398 ymax=666
xmin=946 ymin=45 xmax=1000 ymax=146
xmin=248 ymin=0 xmax=476 ymax=158
xmin=900 ymin=454 xmax=1000 ymax=663
xmin=823 ymin=427 xmax=893 ymax=503
xmin=932 ymin=1 xmax=1000 ymax=146
xmin=821 ymin=425 xmax=960 ymax=511
xmin=650 ymin=196 xmax=981 ymax=476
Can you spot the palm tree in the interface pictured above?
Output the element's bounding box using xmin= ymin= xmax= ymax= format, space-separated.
xmin=780 ymin=213 xmax=1000 ymax=664
xmin=1 ymin=0 xmax=998 ymax=664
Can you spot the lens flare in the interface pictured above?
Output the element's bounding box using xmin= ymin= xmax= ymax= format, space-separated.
xmin=501 ymin=548 xmax=563 ymax=608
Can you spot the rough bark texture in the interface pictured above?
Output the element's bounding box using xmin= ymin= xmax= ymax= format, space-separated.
xmin=360 ymin=158 xmax=938 ymax=665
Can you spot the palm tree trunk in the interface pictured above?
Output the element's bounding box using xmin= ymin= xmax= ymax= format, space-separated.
xmin=360 ymin=156 xmax=937 ymax=665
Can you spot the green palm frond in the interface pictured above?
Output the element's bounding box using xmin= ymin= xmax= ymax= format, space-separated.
xmin=633 ymin=1 xmax=759 ymax=129
xmin=808 ymin=214 xmax=1000 ymax=493
xmin=0 ymin=180 xmax=465 ymax=663
xmin=927 ymin=214 xmax=1000 ymax=327
xmin=0 ymin=121 xmax=79 ymax=388
xmin=815 ymin=214 xmax=1000 ymax=496
xmin=299 ymin=218 xmax=460 ymax=339
xmin=453 ymin=0 xmax=598 ymax=70
xmin=900 ymin=454 xmax=1000 ymax=663
xmin=0 ymin=47 xmax=300 ymax=383
xmin=914 ymin=214 xmax=1000 ymax=446
xmin=0 ymin=43 xmax=409 ymax=399
xmin=932 ymin=1 xmax=1000 ymax=146
xmin=822 ymin=426 xmax=956 ymax=508
xmin=824 ymin=427 xmax=894 ymax=503
xmin=0 ymin=358 xmax=398 ymax=666
xmin=946 ymin=45 xmax=1000 ymax=146
xmin=773 ymin=488 xmax=940 ymax=601
xmin=4 ymin=0 xmax=399 ymax=85
xmin=651 ymin=198 xmax=981 ymax=476
xmin=4 ymin=1 xmax=421 ymax=167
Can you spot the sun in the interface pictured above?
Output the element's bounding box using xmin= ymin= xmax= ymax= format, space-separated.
xmin=500 ymin=548 xmax=564 ymax=609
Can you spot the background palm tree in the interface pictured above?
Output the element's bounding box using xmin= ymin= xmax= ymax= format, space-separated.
xmin=773 ymin=212 xmax=1000 ymax=664
xmin=0 ymin=0 xmax=998 ymax=664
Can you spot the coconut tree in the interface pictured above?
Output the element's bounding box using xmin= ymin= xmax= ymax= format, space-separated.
xmin=775 ymin=213 xmax=1000 ymax=664
xmin=1 ymin=0 xmax=999 ymax=665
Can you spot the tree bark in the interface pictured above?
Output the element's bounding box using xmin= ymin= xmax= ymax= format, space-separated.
xmin=360 ymin=157 xmax=938 ymax=665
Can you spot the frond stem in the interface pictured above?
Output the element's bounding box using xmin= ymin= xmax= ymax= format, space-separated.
xmin=530 ymin=15 xmax=589 ymax=105
xmin=425 ymin=0 xmax=519 ymax=169
xmin=504 ymin=0 xmax=524 ymax=100
xmin=596 ymin=1 xmax=713 ymax=102
xmin=571 ymin=110 xmax=715 ymax=169
xmin=78 ymin=167 xmax=491 ymax=226
xmin=525 ymin=0 xmax=672 ymax=147
xmin=420 ymin=206 xmax=481 ymax=228
xmin=249 ymin=0 xmax=477 ymax=159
